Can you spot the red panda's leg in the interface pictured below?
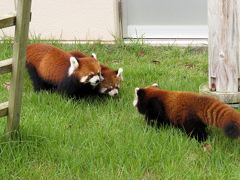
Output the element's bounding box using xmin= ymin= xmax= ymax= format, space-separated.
xmin=145 ymin=97 xmax=168 ymax=128
xmin=181 ymin=117 xmax=208 ymax=142
xmin=57 ymin=76 xmax=78 ymax=97
xmin=26 ymin=64 xmax=56 ymax=91
xmin=57 ymin=76 xmax=96 ymax=98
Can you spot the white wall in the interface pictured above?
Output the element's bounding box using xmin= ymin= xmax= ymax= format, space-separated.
xmin=0 ymin=0 xmax=119 ymax=41
xmin=122 ymin=0 xmax=207 ymax=39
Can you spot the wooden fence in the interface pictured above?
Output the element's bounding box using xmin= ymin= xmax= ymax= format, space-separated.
xmin=0 ymin=0 xmax=32 ymax=138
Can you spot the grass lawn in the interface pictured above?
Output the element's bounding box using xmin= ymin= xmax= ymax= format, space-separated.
xmin=0 ymin=40 xmax=239 ymax=179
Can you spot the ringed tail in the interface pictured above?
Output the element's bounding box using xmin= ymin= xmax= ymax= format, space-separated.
xmin=201 ymin=98 xmax=240 ymax=139
xmin=223 ymin=121 xmax=240 ymax=138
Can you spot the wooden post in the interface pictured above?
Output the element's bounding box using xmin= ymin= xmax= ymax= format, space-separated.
xmin=200 ymin=0 xmax=240 ymax=106
xmin=5 ymin=0 xmax=32 ymax=138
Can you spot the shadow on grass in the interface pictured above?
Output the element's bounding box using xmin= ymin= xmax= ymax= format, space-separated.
xmin=142 ymin=123 xmax=240 ymax=153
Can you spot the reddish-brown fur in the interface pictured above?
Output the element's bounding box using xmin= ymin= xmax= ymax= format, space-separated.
xmin=135 ymin=85 xmax=240 ymax=141
xmin=69 ymin=51 xmax=87 ymax=58
xmin=144 ymin=86 xmax=240 ymax=129
xmin=27 ymin=44 xmax=101 ymax=85
xmin=69 ymin=51 xmax=122 ymax=91
xmin=98 ymin=64 xmax=121 ymax=90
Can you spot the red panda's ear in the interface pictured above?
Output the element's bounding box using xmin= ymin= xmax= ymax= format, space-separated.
xmin=91 ymin=53 xmax=97 ymax=59
xmin=116 ymin=68 xmax=123 ymax=80
xmin=68 ymin=57 xmax=79 ymax=76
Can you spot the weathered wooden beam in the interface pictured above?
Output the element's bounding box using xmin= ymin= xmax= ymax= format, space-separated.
xmin=6 ymin=0 xmax=32 ymax=138
xmin=208 ymin=0 xmax=240 ymax=92
xmin=0 ymin=15 xmax=16 ymax=29
xmin=202 ymin=0 xmax=240 ymax=106
xmin=0 ymin=58 xmax=13 ymax=74
xmin=0 ymin=102 xmax=8 ymax=118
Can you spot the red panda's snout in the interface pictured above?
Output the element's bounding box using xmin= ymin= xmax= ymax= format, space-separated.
xmin=80 ymin=73 xmax=103 ymax=87
xmin=100 ymin=87 xmax=119 ymax=97
xmin=69 ymin=56 xmax=103 ymax=87
xmin=108 ymin=89 xmax=119 ymax=96
xmin=98 ymin=67 xmax=123 ymax=96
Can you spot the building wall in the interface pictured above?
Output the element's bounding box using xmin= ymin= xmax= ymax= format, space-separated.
xmin=122 ymin=0 xmax=207 ymax=39
xmin=0 ymin=0 xmax=119 ymax=41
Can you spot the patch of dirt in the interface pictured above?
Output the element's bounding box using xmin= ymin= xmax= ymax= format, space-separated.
xmin=203 ymin=143 xmax=212 ymax=153
xmin=184 ymin=63 xmax=196 ymax=69
xmin=151 ymin=60 xmax=161 ymax=64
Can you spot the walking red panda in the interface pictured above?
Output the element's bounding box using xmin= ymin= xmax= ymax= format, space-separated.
xmin=69 ymin=51 xmax=123 ymax=96
xmin=26 ymin=43 xmax=103 ymax=97
xmin=133 ymin=83 xmax=240 ymax=142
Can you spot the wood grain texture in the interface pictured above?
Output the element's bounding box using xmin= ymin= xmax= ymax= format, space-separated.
xmin=0 ymin=58 xmax=13 ymax=74
xmin=0 ymin=15 xmax=16 ymax=29
xmin=6 ymin=0 xmax=32 ymax=137
xmin=208 ymin=0 xmax=240 ymax=92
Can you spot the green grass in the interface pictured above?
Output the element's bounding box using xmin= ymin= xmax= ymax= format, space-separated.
xmin=0 ymin=40 xmax=239 ymax=179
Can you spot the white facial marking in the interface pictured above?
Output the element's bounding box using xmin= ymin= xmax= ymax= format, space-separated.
xmin=117 ymin=68 xmax=123 ymax=80
xmin=80 ymin=76 xmax=88 ymax=83
xmin=152 ymin=83 xmax=158 ymax=87
xmin=91 ymin=53 xmax=97 ymax=59
xmin=100 ymin=74 xmax=104 ymax=81
xmin=133 ymin=87 xmax=139 ymax=107
xmin=108 ymin=88 xmax=118 ymax=97
xmin=100 ymin=87 xmax=107 ymax=93
xmin=89 ymin=75 xmax=100 ymax=86
xmin=68 ymin=57 xmax=79 ymax=76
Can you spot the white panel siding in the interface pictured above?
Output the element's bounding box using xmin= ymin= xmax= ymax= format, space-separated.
xmin=122 ymin=0 xmax=208 ymax=39
xmin=127 ymin=25 xmax=208 ymax=39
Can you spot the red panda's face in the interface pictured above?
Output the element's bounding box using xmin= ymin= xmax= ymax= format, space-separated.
xmin=133 ymin=83 xmax=159 ymax=114
xmin=98 ymin=67 xmax=123 ymax=96
xmin=68 ymin=56 xmax=103 ymax=87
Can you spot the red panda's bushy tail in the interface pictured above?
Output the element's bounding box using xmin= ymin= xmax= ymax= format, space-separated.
xmin=223 ymin=121 xmax=240 ymax=138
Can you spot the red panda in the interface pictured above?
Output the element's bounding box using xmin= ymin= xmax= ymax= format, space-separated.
xmin=26 ymin=43 xmax=102 ymax=97
xmin=133 ymin=83 xmax=240 ymax=142
xmin=69 ymin=51 xmax=123 ymax=96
